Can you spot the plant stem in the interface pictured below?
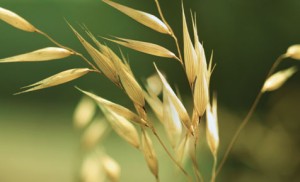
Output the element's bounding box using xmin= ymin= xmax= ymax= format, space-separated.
xmin=151 ymin=127 xmax=193 ymax=182
xmin=216 ymin=55 xmax=286 ymax=176
xmin=211 ymin=155 xmax=217 ymax=182
xmin=154 ymin=0 xmax=183 ymax=64
xmin=35 ymin=29 xmax=101 ymax=73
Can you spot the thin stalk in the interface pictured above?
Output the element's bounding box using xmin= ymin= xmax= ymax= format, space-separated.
xmin=151 ymin=127 xmax=193 ymax=182
xmin=216 ymin=55 xmax=286 ymax=175
xmin=190 ymin=126 xmax=204 ymax=182
xmin=154 ymin=0 xmax=183 ymax=64
xmin=211 ymin=155 xmax=217 ymax=182
xmin=36 ymin=29 xmax=101 ymax=73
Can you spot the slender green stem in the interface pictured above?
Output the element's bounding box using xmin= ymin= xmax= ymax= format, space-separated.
xmin=151 ymin=127 xmax=193 ymax=182
xmin=211 ymin=155 xmax=217 ymax=182
xmin=216 ymin=55 xmax=286 ymax=176
xmin=35 ymin=29 xmax=101 ymax=73
xmin=154 ymin=0 xmax=183 ymax=64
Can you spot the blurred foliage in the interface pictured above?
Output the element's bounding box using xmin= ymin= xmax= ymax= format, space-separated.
xmin=0 ymin=0 xmax=299 ymax=182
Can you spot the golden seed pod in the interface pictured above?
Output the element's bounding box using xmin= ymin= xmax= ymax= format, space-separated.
xmin=143 ymin=90 xmax=163 ymax=122
xmin=68 ymin=23 xmax=119 ymax=84
xmin=0 ymin=47 xmax=73 ymax=63
xmin=81 ymin=120 xmax=108 ymax=149
xmin=146 ymin=73 xmax=163 ymax=96
xmin=206 ymin=95 xmax=219 ymax=156
xmin=286 ymin=44 xmax=300 ymax=60
xmin=262 ymin=66 xmax=298 ymax=92
xmin=104 ymin=109 xmax=140 ymax=149
xmin=78 ymin=88 xmax=148 ymax=126
xmin=182 ymin=5 xmax=198 ymax=86
xmin=193 ymin=71 xmax=209 ymax=117
xmin=154 ymin=64 xmax=192 ymax=134
xmin=102 ymin=0 xmax=170 ymax=34
xmin=104 ymin=37 xmax=178 ymax=59
xmin=0 ymin=7 xmax=37 ymax=32
xmin=73 ymin=96 xmax=96 ymax=129
xmin=81 ymin=155 xmax=105 ymax=182
xmin=16 ymin=68 xmax=91 ymax=94
xmin=141 ymin=130 xmax=159 ymax=179
xmin=102 ymin=155 xmax=121 ymax=182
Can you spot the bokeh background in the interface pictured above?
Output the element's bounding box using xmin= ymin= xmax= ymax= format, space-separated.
xmin=0 ymin=0 xmax=299 ymax=181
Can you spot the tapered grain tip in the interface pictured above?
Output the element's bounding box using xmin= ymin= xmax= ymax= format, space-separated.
xmin=286 ymin=44 xmax=300 ymax=60
xmin=102 ymin=0 xmax=170 ymax=34
xmin=81 ymin=120 xmax=108 ymax=149
xmin=104 ymin=37 xmax=177 ymax=59
xmin=262 ymin=66 xmax=298 ymax=92
xmin=142 ymin=130 xmax=159 ymax=178
xmin=0 ymin=7 xmax=37 ymax=32
xmin=102 ymin=155 xmax=121 ymax=182
xmin=73 ymin=96 xmax=96 ymax=129
xmin=0 ymin=47 xmax=73 ymax=63
xmin=206 ymin=94 xmax=219 ymax=156
xmin=15 ymin=68 xmax=91 ymax=95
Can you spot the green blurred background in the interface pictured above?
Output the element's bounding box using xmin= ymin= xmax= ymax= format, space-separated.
xmin=0 ymin=0 xmax=299 ymax=181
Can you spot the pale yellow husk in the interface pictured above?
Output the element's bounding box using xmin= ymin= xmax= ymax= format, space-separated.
xmin=81 ymin=155 xmax=105 ymax=182
xmin=154 ymin=64 xmax=192 ymax=134
xmin=142 ymin=130 xmax=159 ymax=178
xmin=103 ymin=109 xmax=140 ymax=149
xmin=81 ymin=120 xmax=108 ymax=149
xmin=0 ymin=47 xmax=73 ymax=63
xmin=146 ymin=73 xmax=163 ymax=96
xmin=102 ymin=155 xmax=121 ymax=182
xmin=286 ymin=44 xmax=300 ymax=60
xmin=262 ymin=66 xmax=298 ymax=92
xmin=78 ymin=88 xmax=148 ymax=126
xmin=73 ymin=96 xmax=97 ymax=129
xmin=105 ymin=37 xmax=177 ymax=59
xmin=0 ymin=7 xmax=36 ymax=32
xmin=68 ymin=23 xmax=119 ymax=84
xmin=102 ymin=0 xmax=170 ymax=34
xmin=206 ymin=95 xmax=219 ymax=156
xmin=16 ymin=68 xmax=91 ymax=94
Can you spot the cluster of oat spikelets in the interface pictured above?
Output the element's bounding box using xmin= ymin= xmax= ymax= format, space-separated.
xmin=0 ymin=0 xmax=299 ymax=181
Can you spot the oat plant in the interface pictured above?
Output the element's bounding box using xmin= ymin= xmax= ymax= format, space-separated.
xmin=0 ymin=0 xmax=299 ymax=182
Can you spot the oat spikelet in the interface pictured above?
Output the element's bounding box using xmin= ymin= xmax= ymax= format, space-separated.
xmin=262 ymin=66 xmax=297 ymax=92
xmin=175 ymin=134 xmax=190 ymax=164
xmin=81 ymin=119 xmax=108 ymax=149
xmin=206 ymin=94 xmax=219 ymax=156
xmin=182 ymin=5 xmax=198 ymax=86
xmin=104 ymin=37 xmax=178 ymax=59
xmin=0 ymin=7 xmax=37 ymax=32
xmin=68 ymin=23 xmax=119 ymax=84
xmin=81 ymin=155 xmax=105 ymax=182
xmin=193 ymin=72 xmax=209 ymax=117
xmin=286 ymin=44 xmax=300 ymax=60
xmin=146 ymin=73 xmax=163 ymax=96
xmin=102 ymin=0 xmax=170 ymax=34
xmin=16 ymin=68 xmax=91 ymax=94
xmin=163 ymin=87 xmax=182 ymax=148
xmin=73 ymin=96 xmax=96 ymax=129
xmin=102 ymin=155 xmax=121 ymax=182
xmin=0 ymin=47 xmax=73 ymax=63
xmin=78 ymin=88 xmax=148 ymax=126
xmin=154 ymin=64 xmax=192 ymax=134
xmin=103 ymin=108 xmax=140 ymax=149
xmin=142 ymin=130 xmax=159 ymax=179
xmin=143 ymin=90 xmax=163 ymax=122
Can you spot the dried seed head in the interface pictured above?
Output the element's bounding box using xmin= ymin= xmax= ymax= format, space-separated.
xmin=0 ymin=7 xmax=36 ymax=32
xmin=81 ymin=119 xmax=108 ymax=149
xmin=73 ymin=96 xmax=96 ymax=129
xmin=141 ymin=130 xmax=159 ymax=178
xmin=175 ymin=134 xmax=190 ymax=164
xmin=102 ymin=155 xmax=121 ymax=182
xmin=182 ymin=5 xmax=198 ymax=86
xmin=104 ymin=37 xmax=178 ymax=59
xmin=0 ymin=47 xmax=73 ymax=63
xmin=262 ymin=66 xmax=297 ymax=92
xmin=146 ymin=73 xmax=163 ymax=96
xmin=163 ymin=88 xmax=182 ymax=148
xmin=143 ymin=90 xmax=163 ymax=122
xmin=16 ymin=68 xmax=91 ymax=94
xmin=154 ymin=64 xmax=192 ymax=134
xmin=78 ymin=88 xmax=148 ymax=126
xmin=102 ymin=0 xmax=170 ymax=34
xmin=68 ymin=23 xmax=119 ymax=84
xmin=81 ymin=155 xmax=105 ymax=182
xmin=206 ymin=95 xmax=219 ymax=156
xmin=286 ymin=44 xmax=300 ymax=60
xmin=193 ymin=72 xmax=209 ymax=117
xmin=104 ymin=109 xmax=140 ymax=149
